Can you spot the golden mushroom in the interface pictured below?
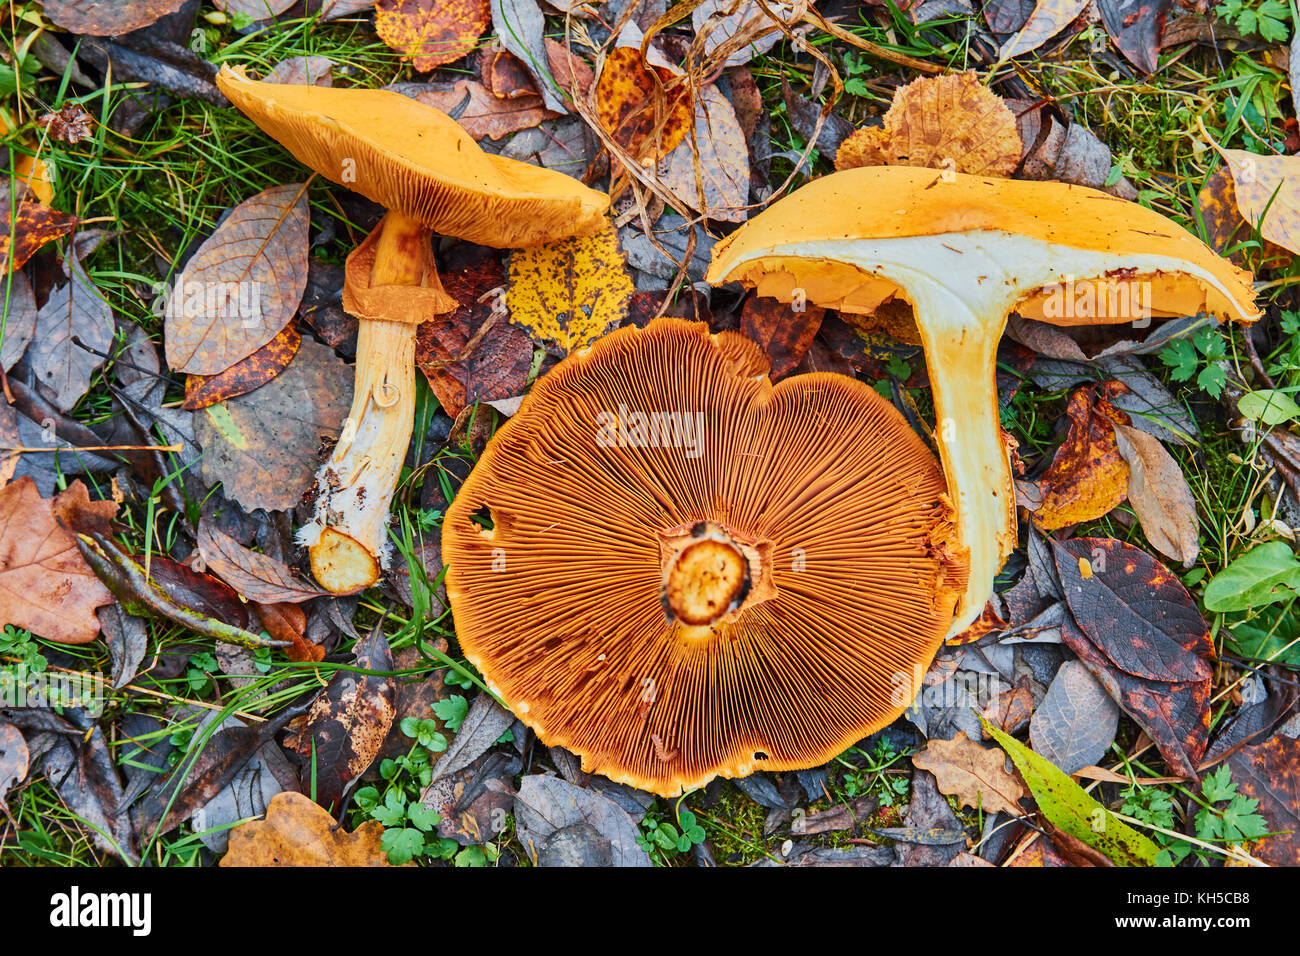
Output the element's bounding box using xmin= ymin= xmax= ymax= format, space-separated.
xmin=443 ymin=317 xmax=967 ymax=796
xmin=216 ymin=66 xmax=609 ymax=594
xmin=707 ymin=166 xmax=1259 ymax=638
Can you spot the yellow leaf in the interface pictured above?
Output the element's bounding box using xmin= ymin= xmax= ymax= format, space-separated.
xmin=375 ymin=0 xmax=491 ymax=72
xmin=506 ymin=222 xmax=634 ymax=353
xmin=220 ymin=791 xmax=398 ymax=867
xmin=1214 ymin=147 xmax=1300 ymax=257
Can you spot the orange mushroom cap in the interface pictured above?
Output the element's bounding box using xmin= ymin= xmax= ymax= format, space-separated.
xmin=215 ymin=65 xmax=609 ymax=248
xmin=443 ymin=317 xmax=967 ymax=796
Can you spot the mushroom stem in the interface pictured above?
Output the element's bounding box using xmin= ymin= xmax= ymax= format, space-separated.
xmin=306 ymin=212 xmax=429 ymax=594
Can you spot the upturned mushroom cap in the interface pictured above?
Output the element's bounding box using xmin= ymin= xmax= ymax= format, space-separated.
xmin=707 ymin=166 xmax=1258 ymax=640
xmin=706 ymin=166 xmax=1259 ymax=324
xmin=443 ymin=317 xmax=967 ymax=796
xmin=215 ymin=66 xmax=609 ymax=248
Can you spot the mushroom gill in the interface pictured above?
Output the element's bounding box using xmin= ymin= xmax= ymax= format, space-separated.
xmin=443 ymin=317 xmax=967 ymax=796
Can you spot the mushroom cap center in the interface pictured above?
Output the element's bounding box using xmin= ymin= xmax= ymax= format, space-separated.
xmin=660 ymin=521 xmax=772 ymax=627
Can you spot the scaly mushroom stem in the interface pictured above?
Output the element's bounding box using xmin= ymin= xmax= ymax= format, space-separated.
xmin=307 ymin=212 xmax=429 ymax=593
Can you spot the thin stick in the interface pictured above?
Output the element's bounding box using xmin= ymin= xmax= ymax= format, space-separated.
xmin=4 ymin=443 xmax=183 ymax=454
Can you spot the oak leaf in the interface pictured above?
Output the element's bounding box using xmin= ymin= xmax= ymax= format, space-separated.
xmin=220 ymin=791 xmax=396 ymax=866
xmin=912 ymin=731 xmax=1026 ymax=816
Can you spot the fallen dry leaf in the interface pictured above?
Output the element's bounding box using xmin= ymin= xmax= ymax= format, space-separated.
xmin=0 ymin=721 xmax=28 ymax=818
xmin=0 ymin=477 xmax=116 ymax=644
xmin=999 ymin=0 xmax=1089 ymax=60
xmin=1227 ymin=733 xmax=1300 ymax=866
xmin=194 ymin=337 xmax=351 ymax=512
xmin=29 ymin=256 xmax=115 ymax=412
xmin=0 ymin=197 xmax=78 ymax=273
xmin=255 ymin=601 xmax=324 ymax=663
xmin=1113 ymin=422 xmax=1199 ymax=568
xmin=376 ymin=0 xmax=491 ymax=72
xmin=740 ymin=296 xmax=825 ymax=380
xmin=659 ymin=84 xmax=750 ymax=222
xmin=1212 ymin=147 xmax=1300 ymax=257
xmin=836 ymin=71 xmax=1022 ymax=177
xmin=1034 ymin=382 xmax=1130 ymax=530
xmin=1029 ymin=659 xmax=1119 ymax=775
xmin=1197 ymin=167 xmax=1292 ymax=271
xmin=267 ymin=55 xmax=335 ymax=87
xmin=37 ymin=0 xmax=187 ymax=35
xmin=1096 ymin=0 xmax=1172 ymax=74
xmin=196 ymin=521 xmax=326 ymax=605
xmin=165 ymin=183 xmax=311 ymax=376
xmin=912 ymin=731 xmax=1026 ymax=816
xmin=220 ymin=790 xmax=395 ymax=866
xmin=182 ymin=322 xmax=301 ymax=410
xmin=506 ymin=222 xmax=634 ymax=353
xmin=1 ymin=269 xmax=37 ymax=371
xmin=37 ymin=103 xmax=94 ymax=144
xmin=595 ymin=43 xmax=693 ymax=162
xmin=394 ymin=78 xmax=552 ymax=141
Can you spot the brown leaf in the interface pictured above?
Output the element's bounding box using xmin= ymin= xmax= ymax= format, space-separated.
xmin=0 ymin=477 xmax=115 ymax=644
xmin=912 ymin=731 xmax=1026 ymax=815
xmin=1096 ymin=0 xmax=1172 ymax=74
xmin=836 ymin=72 xmax=1022 ymax=177
xmin=194 ymin=337 xmax=352 ymax=512
xmin=254 ymin=601 xmax=324 ymax=663
xmin=658 ymin=85 xmax=750 ymax=222
xmin=595 ymin=45 xmax=693 ymax=162
xmin=1196 ymin=167 xmax=1292 ymax=271
xmin=1113 ymin=422 xmax=1199 ymax=568
xmin=29 ymin=256 xmax=115 ymax=412
xmin=36 ymin=103 xmax=94 ymax=144
xmin=1028 ymin=659 xmax=1119 ymax=774
xmin=196 ymin=520 xmax=326 ymax=605
xmin=1034 ymin=383 xmax=1130 ymax=531
xmin=267 ymin=55 xmax=335 ymax=87
xmin=0 ymin=721 xmax=28 ymax=817
xmin=1226 ymin=733 xmax=1300 ymax=866
xmin=1210 ymin=149 xmax=1300 ymax=259
xmin=38 ymin=0 xmax=188 ymax=35
xmin=980 ymin=674 xmax=1036 ymax=736
xmin=220 ymin=790 xmax=396 ymax=866
xmin=375 ymin=0 xmax=491 ymax=72
xmin=416 ymin=249 xmax=532 ymax=417
xmin=482 ymin=40 xmax=595 ymax=101
xmin=0 ymin=269 xmax=37 ymax=371
xmin=740 ymin=296 xmax=825 ymax=379
xmin=165 ymin=183 xmax=311 ymax=376
xmin=287 ymin=625 xmax=397 ymax=810
xmin=999 ymin=0 xmax=1089 ymax=58
xmin=396 ymin=78 xmax=553 ymax=141
xmin=182 ymin=322 xmax=301 ymax=410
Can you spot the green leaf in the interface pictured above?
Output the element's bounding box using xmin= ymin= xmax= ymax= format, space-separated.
xmin=407 ymin=802 xmax=441 ymax=832
xmin=1204 ymin=542 xmax=1300 ymax=612
xmin=433 ymin=695 xmax=469 ymax=733
xmin=1238 ymin=389 xmax=1300 ymax=426
xmin=981 ymin=717 xmax=1160 ymax=866
xmin=1159 ymin=339 xmax=1198 ymax=381
xmin=1196 ymin=363 xmax=1226 ymax=399
xmin=381 ymin=828 xmax=424 ymax=865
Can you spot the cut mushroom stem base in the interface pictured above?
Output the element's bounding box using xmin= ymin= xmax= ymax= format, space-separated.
xmin=303 ymin=211 xmax=429 ymax=594
xmin=659 ymin=521 xmax=775 ymax=632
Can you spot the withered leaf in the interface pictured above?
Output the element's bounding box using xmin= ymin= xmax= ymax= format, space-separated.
xmin=506 ymin=222 xmax=634 ymax=354
xmin=1113 ymin=422 xmax=1199 ymax=568
xmin=1197 ymin=167 xmax=1292 ymax=271
xmin=1226 ymin=734 xmax=1300 ymax=866
xmin=740 ymin=296 xmax=825 ymax=380
xmin=38 ymin=0 xmax=188 ymax=35
xmin=999 ymin=0 xmax=1089 ymax=59
xmin=514 ymin=774 xmax=651 ymax=866
xmin=0 ymin=478 xmax=115 ymax=644
xmin=197 ymin=520 xmax=326 ymax=605
xmin=659 ymin=85 xmax=750 ymax=223
xmin=426 ymin=692 xmax=514 ymax=786
xmin=42 ymin=726 xmax=139 ymax=864
xmin=288 ymin=625 xmax=397 ymax=811
xmin=217 ymin=0 xmax=298 ymax=18
xmin=1029 ymin=659 xmax=1119 ymax=774
xmin=416 ymin=249 xmax=532 ymax=417
xmin=491 ymin=0 xmax=567 ymax=113
xmin=1096 ymin=0 xmax=1172 ymax=74
xmin=182 ymin=322 xmax=301 ymax=410
xmin=1213 ymin=148 xmax=1300 ymax=257
xmin=1034 ymin=383 xmax=1130 ymax=531
xmin=392 ymin=78 xmax=552 ymax=141
xmin=221 ymin=790 xmax=395 ymax=866
xmin=691 ymin=0 xmax=786 ymax=67
xmin=29 ymin=257 xmax=115 ymax=412
xmin=255 ymin=601 xmax=324 ymax=663
xmin=194 ymin=337 xmax=351 ymax=512
xmin=375 ymin=0 xmax=491 ymax=72
xmin=0 ymin=721 xmax=28 ymax=817
xmin=1 ymin=269 xmax=38 ymax=371
xmin=165 ymin=183 xmax=311 ymax=376
xmin=267 ymin=55 xmax=335 ymax=87
xmin=912 ymin=731 xmax=1026 ymax=815
xmin=836 ymin=71 xmax=1021 ymax=177
xmin=595 ymin=43 xmax=693 ymax=162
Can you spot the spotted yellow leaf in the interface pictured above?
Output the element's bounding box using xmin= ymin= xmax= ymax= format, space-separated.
xmin=506 ymin=223 xmax=633 ymax=354
xmin=1214 ymin=147 xmax=1300 ymax=257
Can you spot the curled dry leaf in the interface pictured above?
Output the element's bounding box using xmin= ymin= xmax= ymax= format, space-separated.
xmin=1112 ymin=422 xmax=1199 ymax=568
xmin=376 ymin=0 xmax=491 ymax=72
xmin=1212 ymin=147 xmax=1300 ymax=257
xmin=999 ymin=0 xmax=1089 ymax=59
xmin=165 ymin=183 xmax=311 ymax=376
xmin=220 ymin=790 xmax=396 ymax=866
xmin=194 ymin=337 xmax=351 ymax=512
xmin=911 ymin=731 xmax=1026 ymax=815
xmin=658 ymin=85 xmax=750 ymax=223
xmin=196 ymin=521 xmax=327 ymax=605
xmin=28 ymin=257 xmax=115 ymax=412
xmin=37 ymin=103 xmax=94 ymax=144
xmin=38 ymin=0 xmax=188 ymax=35
xmin=506 ymin=222 xmax=634 ymax=353
xmin=0 ymin=478 xmax=115 ymax=645
xmin=835 ymin=71 xmax=1022 ymax=177
xmin=182 ymin=322 xmax=301 ymax=410
xmin=1034 ymin=383 xmax=1130 ymax=531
